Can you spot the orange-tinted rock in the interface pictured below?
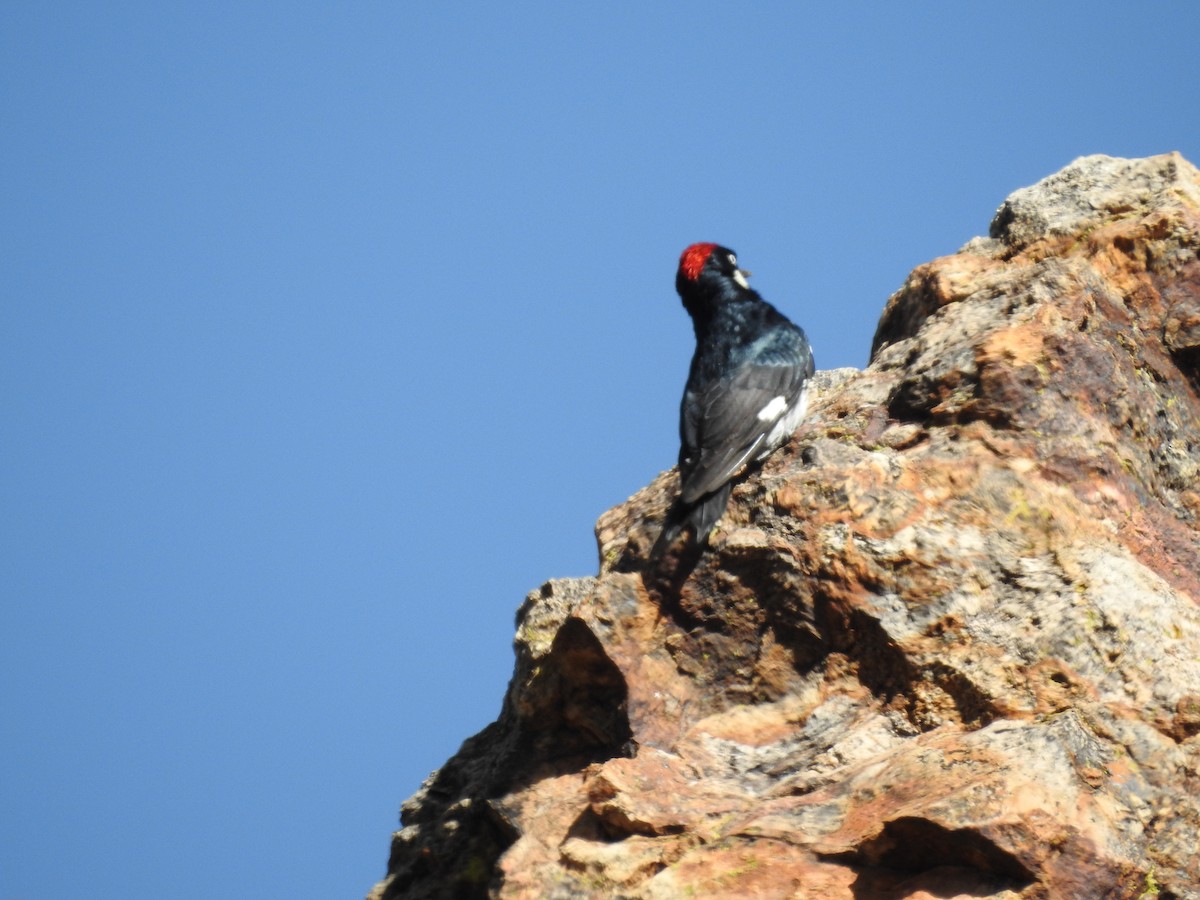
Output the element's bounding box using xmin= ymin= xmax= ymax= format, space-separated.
xmin=371 ymin=154 xmax=1200 ymax=899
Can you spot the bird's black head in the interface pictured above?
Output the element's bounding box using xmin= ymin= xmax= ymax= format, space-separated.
xmin=676 ymin=243 xmax=752 ymax=315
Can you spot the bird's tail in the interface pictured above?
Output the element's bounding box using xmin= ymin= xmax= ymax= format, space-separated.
xmin=655 ymin=482 xmax=734 ymax=552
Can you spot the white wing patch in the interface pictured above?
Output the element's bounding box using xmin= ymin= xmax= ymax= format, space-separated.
xmin=761 ymin=384 xmax=809 ymax=457
xmin=756 ymin=395 xmax=789 ymax=422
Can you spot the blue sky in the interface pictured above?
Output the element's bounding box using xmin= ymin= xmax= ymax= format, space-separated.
xmin=3 ymin=3 xmax=1197 ymax=897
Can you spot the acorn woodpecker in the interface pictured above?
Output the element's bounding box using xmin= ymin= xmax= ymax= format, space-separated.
xmin=664 ymin=243 xmax=814 ymax=543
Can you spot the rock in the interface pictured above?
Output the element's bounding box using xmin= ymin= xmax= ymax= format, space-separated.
xmin=979 ymin=152 xmax=1200 ymax=252
xmin=370 ymin=153 xmax=1200 ymax=899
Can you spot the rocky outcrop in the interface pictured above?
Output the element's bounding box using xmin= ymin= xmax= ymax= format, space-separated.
xmin=371 ymin=153 xmax=1200 ymax=899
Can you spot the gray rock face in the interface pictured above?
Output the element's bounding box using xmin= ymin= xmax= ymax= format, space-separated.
xmin=372 ymin=154 xmax=1200 ymax=899
xmin=989 ymin=151 xmax=1200 ymax=247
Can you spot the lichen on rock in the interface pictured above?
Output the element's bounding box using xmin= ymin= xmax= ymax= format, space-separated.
xmin=371 ymin=154 xmax=1200 ymax=900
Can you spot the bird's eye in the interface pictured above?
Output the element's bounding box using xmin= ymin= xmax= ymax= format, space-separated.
xmin=728 ymin=254 xmax=737 ymax=268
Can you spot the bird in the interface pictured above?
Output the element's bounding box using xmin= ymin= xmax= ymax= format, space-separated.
xmin=662 ymin=242 xmax=814 ymax=545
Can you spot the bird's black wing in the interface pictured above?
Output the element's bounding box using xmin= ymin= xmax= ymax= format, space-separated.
xmin=679 ymin=356 xmax=809 ymax=504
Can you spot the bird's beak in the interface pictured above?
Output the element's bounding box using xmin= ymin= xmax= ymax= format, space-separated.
xmin=733 ymin=268 xmax=752 ymax=289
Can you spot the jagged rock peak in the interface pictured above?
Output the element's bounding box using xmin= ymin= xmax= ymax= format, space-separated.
xmin=987 ymin=152 xmax=1200 ymax=250
xmin=371 ymin=153 xmax=1200 ymax=900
